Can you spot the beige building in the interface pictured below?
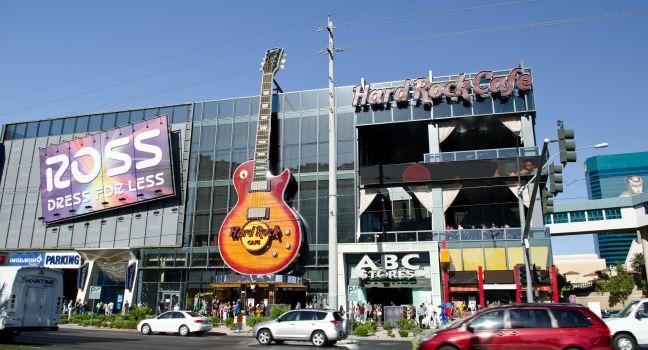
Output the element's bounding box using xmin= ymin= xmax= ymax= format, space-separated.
xmin=554 ymin=254 xmax=607 ymax=285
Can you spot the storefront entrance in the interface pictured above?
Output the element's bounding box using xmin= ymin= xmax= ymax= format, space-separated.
xmin=159 ymin=291 xmax=180 ymax=313
xmin=366 ymin=287 xmax=412 ymax=306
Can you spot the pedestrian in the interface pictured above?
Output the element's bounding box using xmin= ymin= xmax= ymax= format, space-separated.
xmin=173 ymin=303 xmax=180 ymax=311
xmin=295 ymin=301 xmax=301 ymax=309
xmin=236 ymin=311 xmax=244 ymax=333
xmin=108 ymin=301 xmax=114 ymax=314
xmin=358 ymin=303 xmax=366 ymax=323
xmin=339 ymin=305 xmax=345 ymax=317
xmin=96 ymin=301 xmax=103 ymax=315
xmin=418 ymin=303 xmax=427 ymax=328
xmin=124 ymin=301 xmax=130 ymax=315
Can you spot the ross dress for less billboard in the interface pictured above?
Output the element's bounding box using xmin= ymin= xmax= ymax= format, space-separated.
xmin=39 ymin=115 xmax=174 ymax=223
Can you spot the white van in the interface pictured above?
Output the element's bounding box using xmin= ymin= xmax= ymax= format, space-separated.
xmin=605 ymin=298 xmax=648 ymax=350
xmin=0 ymin=266 xmax=64 ymax=339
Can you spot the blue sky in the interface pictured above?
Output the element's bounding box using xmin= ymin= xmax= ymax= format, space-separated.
xmin=1 ymin=0 xmax=647 ymax=255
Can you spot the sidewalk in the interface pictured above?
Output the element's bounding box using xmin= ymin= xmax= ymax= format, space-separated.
xmin=60 ymin=323 xmax=418 ymax=342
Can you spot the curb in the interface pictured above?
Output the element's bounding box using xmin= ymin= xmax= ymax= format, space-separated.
xmin=59 ymin=324 xmax=138 ymax=333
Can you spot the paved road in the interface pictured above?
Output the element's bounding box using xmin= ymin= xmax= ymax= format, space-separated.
xmin=2 ymin=328 xmax=412 ymax=350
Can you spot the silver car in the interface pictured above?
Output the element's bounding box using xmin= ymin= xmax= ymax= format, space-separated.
xmin=253 ymin=309 xmax=347 ymax=347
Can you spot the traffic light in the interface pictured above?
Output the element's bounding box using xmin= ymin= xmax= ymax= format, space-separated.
xmin=542 ymin=190 xmax=554 ymax=214
xmin=548 ymin=163 xmax=564 ymax=194
xmin=557 ymin=123 xmax=576 ymax=165
xmin=517 ymin=264 xmax=527 ymax=286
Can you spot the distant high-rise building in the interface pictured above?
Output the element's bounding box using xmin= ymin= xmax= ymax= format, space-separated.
xmin=585 ymin=152 xmax=648 ymax=265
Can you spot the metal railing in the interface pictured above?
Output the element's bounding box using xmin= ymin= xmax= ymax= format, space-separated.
xmin=356 ymin=227 xmax=549 ymax=243
xmin=424 ymin=146 xmax=540 ymax=163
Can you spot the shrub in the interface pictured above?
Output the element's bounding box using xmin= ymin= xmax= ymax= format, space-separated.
xmin=398 ymin=328 xmax=409 ymax=337
xmin=127 ymin=306 xmax=152 ymax=322
xmin=246 ymin=316 xmax=271 ymax=327
xmin=270 ymin=305 xmax=291 ymax=319
xmin=382 ymin=321 xmax=392 ymax=331
xmin=395 ymin=317 xmax=416 ymax=331
xmin=224 ymin=317 xmax=235 ymax=329
xmin=365 ymin=320 xmax=377 ymax=333
xmin=387 ymin=330 xmax=395 ymax=337
xmin=352 ymin=322 xmax=376 ymax=337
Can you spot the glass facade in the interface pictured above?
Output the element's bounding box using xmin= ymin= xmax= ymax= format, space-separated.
xmin=584 ymin=152 xmax=647 ymax=265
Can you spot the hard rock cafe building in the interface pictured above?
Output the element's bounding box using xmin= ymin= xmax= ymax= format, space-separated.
xmin=0 ymin=65 xmax=556 ymax=313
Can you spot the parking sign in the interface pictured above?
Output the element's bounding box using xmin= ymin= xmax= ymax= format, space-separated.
xmin=89 ymin=286 xmax=102 ymax=300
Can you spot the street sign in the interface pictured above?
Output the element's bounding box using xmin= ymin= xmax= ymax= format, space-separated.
xmin=89 ymin=286 xmax=102 ymax=300
xmin=347 ymin=285 xmax=360 ymax=301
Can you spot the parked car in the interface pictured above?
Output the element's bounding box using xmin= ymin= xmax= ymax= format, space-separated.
xmin=415 ymin=304 xmax=612 ymax=350
xmin=604 ymin=299 xmax=648 ymax=350
xmin=138 ymin=311 xmax=211 ymax=336
xmin=252 ymin=309 xmax=347 ymax=347
xmin=603 ymin=310 xmax=620 ymax=319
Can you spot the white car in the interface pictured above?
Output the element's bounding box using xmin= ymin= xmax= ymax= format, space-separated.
xmin=605 ymin=298 xmax=648 ymax=350
xmin=138 ymin=311 xmax=212 ymax=336
xmin=252 ymin=309 xmax=347 ymax=347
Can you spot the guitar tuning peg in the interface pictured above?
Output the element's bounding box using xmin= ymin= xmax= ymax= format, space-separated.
xmin=280 ymin=65 xmax=285 ymax=70
xmin=280 ymin=59 xmax=286 ymax=64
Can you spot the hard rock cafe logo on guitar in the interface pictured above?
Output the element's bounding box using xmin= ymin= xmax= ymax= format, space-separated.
xmin=229 ymin=221 xmax=283 ymax=253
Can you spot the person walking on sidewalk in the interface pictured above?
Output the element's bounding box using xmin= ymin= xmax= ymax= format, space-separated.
xmin=236 ymin=311 xmax=244 ymax=333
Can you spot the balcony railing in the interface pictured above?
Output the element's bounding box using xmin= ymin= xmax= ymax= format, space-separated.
xmin=356 ymin=228 xmax=549 ymax=243
xmin=424 ymin=146 xmax=539 ymax=163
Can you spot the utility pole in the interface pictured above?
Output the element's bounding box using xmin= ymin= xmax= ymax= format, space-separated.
xmin=326 ymin=15 xmax=339 ymax=310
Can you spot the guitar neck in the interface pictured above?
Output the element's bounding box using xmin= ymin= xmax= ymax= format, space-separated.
xmin=253 ymin=73 xmax=275 ymax=181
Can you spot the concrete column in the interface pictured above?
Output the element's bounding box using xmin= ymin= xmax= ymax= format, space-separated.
xmin=336 ymin=251 xmax=346 ymax=310
xmin=122 ymin=259 xmax=139 ymax=313
xmin=429 ymin=246 xmax=443 ymax=307
xmin=520 ymin=114 xmax=536 ymax=147
xmin=76 ymin=260 xmax=97 ymax=303
xmin=432 ymin=188 xmax=445 ymax=231
xmin=428 ymin=123 xmax=440 ymax=154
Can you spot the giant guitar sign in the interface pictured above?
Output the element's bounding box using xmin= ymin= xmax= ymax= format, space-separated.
xmin=218 ymin=48 xmax=303 ymax=275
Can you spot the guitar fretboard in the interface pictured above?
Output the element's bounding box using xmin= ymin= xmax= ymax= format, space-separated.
xmin=253 ymin=73 xmax=274 ymax=181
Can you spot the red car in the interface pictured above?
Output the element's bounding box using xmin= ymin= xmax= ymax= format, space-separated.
xmin=417 ymin=304 xmax=612 ymax=350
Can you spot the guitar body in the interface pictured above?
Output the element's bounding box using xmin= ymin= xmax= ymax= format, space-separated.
xmin=218 ymin=160 xmax=302 ymax=275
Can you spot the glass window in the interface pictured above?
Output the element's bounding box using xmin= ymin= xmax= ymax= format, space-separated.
xmin=302 ymin=91 xmax=318 ymax=110
xmin=470 ymin=310 xmax=504 ymax=331
xmin=337 ymin=112 xmax=354 ymax=171
xmin=509 ymin=309 xmax=552 ymax=329
xmin=4 ymin=124 xmax=16 ymax=140
xmin=216 ymin=121 xmax=232 ymax=150
xmin=544 ymin=215 xmax=552 ymax=225
xmin=569 ymin=211 xmax=586 ymax=223
xmin=102 ymin=113 xmax=116 ymax=130
xmin=50 ymin=119 xmax=63 ymax=135
xmin=26 ymin=122 xmax=39 ymax=138
xmin=250 ymin=97 xmax=259 ymax=116
xmin=452 ymin=100 xmax=472 ymax=117
xmin=494 ymin=96 xmax=515 ymax=113
xmin=234 ymin=98 xmax=250 ymax=116
xmin=644 ymin=202 xmax=648 ymax=214
xmin=553 ymin=212 xmax=568 ymax=224
xmin=318 ymin=114 xmax=329 ymax=172
xmin=129 ymin=110 xmax=144 ymax=123
xmin=157 ymin=312 xmax=173 ymax=319
xmin=173 ymin=105 xmax=189 ymax=123
xmin=433 ymin=100 xmax=451 ymax=118
xmin=74 ymin=116 xmax=89 ymax=133
xmin=193 ymin=102 xmax=203 ymax=122
xmin=172 ymin=312 xmax=185 ymax=319
xmin=88 ymin=115 xmax=103 ymax=132
xmin=280 ymin=311 xmax=299 ymax=321
xmin=336 ymin=87 xmax=353 ymax=107
xmin=232 ymin=121 xmax=249 ymax=149
xmin=283 ymin=92 xmax=300 ymax=112
xmin=553 ymin=309 xmax=592 ymax=328
xmin=473 ymin=95 xmax=493 ymax=115
xmin=116 ymin=112 xmax=130 ymax=127
xmin=587 ymin=209 xmax=603 ymax=221
xmin=203 ymin=101 xmax=218 ymax=120
xmin=144 ymin=108 xmax=159 ymax=119
xmin=37 ymin=120 xmax=51 ymax=137
xmin=219 ymin=100 xmax=233 ymax=117
xmin=200 ymin=125 xmax=216 ymax=151
xmin=605 ymin=208 xmax=622 ymax=219
xmin=14 ymin=123 xmax=27 ymax=139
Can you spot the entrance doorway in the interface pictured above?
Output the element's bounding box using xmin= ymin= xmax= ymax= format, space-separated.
xmin=159 ymin=292 xmax=180 ymax=313
xmin=365 ymin=287 xmax=412 ymax=306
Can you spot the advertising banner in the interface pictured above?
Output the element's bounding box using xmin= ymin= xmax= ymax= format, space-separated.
xmin=39 ymin=115 xmax=174 ymax=222
xmin=9 ymin=252 xmax=45 ymax=267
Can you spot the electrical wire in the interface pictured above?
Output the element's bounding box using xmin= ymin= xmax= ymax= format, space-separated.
xmin=336 ymin=0 xmax=543 ymax=27
xmin=340 ymin=9 xmax=648 ymax=50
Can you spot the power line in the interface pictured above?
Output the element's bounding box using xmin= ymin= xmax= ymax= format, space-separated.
xmin=336 ymin=0 xmax=542 ymax=27
xmin=340 ymin=9 xmax=648 ymax=50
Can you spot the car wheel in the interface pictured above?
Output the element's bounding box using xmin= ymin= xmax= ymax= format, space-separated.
xmin=311 ymin=330 xmax=328 ymax=347
xmin=613 ymin=334 xmax=638 ymax=350
xmin=140 ymin=323 xmax=152 ymax=335
xmin=179 ymin=324 xmax=190 ymax=337
xmin=257 ymin=329 xmax=273 ymax=345
xmin=438 ymin=346 xmax=459 ymax=350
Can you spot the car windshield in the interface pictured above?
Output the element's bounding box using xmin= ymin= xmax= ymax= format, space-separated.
xmin=616 ymin=301 xmax=640 ymax=318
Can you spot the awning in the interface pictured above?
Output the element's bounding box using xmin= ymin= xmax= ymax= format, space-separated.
xmin=449 ymin=271 xmax=477 ymax=284
xmin=484 ymin=270 xmax=514 ymax=284
xmin=483 ymin=284 xmax=516 ymax=290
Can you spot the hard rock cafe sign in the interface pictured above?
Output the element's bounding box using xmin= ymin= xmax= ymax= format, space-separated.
xmin=352 ymin=67 xmax=532 ymax=108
